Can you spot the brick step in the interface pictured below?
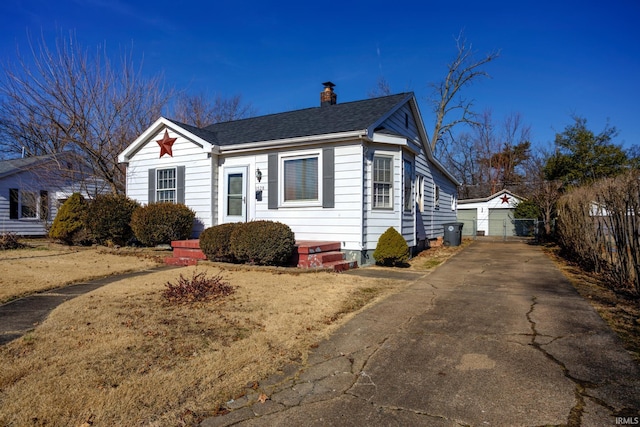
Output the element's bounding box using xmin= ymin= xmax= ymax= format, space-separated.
xmin=295 ymin=240 xmax=341 ymax=254
xmin=171 ymin=239 xmax=201 ymax=249
xmin=323 ymin=260 xmax=358 ymax=272
xmin=297 ymin=251 xmax=345 ymax=268
xmin=172 ymin=247 xmax=207 ymax=260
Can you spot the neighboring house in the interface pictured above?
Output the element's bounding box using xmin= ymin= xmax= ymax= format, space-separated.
xmin=118 ymin=83 xmax=460 ymax=265
xmin=457 ymin=189 xmax=525 ymax=237
xmin=0 ymin=153 xmax=107 ymax=236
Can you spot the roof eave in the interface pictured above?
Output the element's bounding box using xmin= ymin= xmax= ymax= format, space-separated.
xmin=218 ymin=130 xmax=367 ymax=153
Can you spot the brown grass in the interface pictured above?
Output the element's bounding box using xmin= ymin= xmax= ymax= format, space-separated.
xmin=543 ymin=244 xmax=640 ymax=362
xmin=0 ymin=243 xmax=162 ymax=303
xmin=0 ymin=242 xmax=464 ymax=426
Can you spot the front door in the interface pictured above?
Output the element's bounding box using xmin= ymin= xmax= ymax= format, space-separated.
xmin=223 ymin=166 xmax=247 ymax=223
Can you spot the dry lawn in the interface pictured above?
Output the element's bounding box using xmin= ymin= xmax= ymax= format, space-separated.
xmin=543 ymin=244 xmax=640 ymax=362
xmin=0 ymin=242 xmax=162 ymax=303
xmin=0 ymin=242 xmax=466 ymax=426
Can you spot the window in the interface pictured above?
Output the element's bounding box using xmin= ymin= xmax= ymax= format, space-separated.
xmin=9 ymin=189 xmax=48 ymax=220
xmin=451 ymin=194 xmax=457 ymax=211
xmin=373 ymin=156 xmax=393 ymax=209
xmin=403 ymin=160 xmax=413 ymax=212
xmin=434 ymin=184 xmax=440 ymax=209
xmin=283 ymin=155 xmax=319 ymax=202
xmin=227 ymin=173 xmax=244 ymax=216
xmin=416 ymin=175 xmax=425 ymax=212
xmin=21 ymin=191 xmax=38 ymax=218
xmin=156 ymin=168 xmax=176 ymax=203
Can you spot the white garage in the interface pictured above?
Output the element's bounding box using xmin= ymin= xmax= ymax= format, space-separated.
xmin=457 ymin=190 xmax=524 ymax=237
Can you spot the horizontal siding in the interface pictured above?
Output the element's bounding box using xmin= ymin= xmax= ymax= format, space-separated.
xmin=125 ymin=127 xmax=214 ymax=235
xmin=241 ymin=143 xmax=364 ymax=251
xmin=364 ymin=145 xmax=401 ymax=251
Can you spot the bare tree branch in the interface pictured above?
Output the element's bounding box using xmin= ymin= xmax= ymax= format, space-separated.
xmin=172 ymin=92 xmax=255 ymax=127
xmin=429 ymin=31 xmax=500 ymax=152
xmin=0 ymin=30 xmax=172 ymax=194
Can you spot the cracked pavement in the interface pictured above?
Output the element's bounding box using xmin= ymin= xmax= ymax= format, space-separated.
xmin=201 ymin=241 xmax=640 ymax=426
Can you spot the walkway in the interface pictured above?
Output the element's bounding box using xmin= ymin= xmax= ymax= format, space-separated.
xmin=202 ymin=241 xmax=640 ymax=426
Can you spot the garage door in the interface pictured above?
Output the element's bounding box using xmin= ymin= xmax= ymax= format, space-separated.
xmin=488 ymin=209 xmax=515 ymax=236
xmin=457 ymin=209 xmax=476 ymax=236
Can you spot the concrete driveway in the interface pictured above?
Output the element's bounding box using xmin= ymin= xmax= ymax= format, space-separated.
xmin=203 ymin=241 xmax=640 ymax=426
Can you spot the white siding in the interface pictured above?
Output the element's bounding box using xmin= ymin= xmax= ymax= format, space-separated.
xmin=0 ymin=171 xmax=57 ymax=236
xmin=124 ymin=127 xmax=214 ymax=236
xmin=364 ymin=144 xmax=402 ymax=251
xmin=222 ymin=143 xmax=365 ymax=252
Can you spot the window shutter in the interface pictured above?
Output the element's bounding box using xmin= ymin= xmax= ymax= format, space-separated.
xmin=40 ymin=190 xmax=49 ymax=221
xmin=268 ymin=154 xmax=278 ymax=209
xmin=9 ymin=189 xmax=18 ymax=219
xmin=322 ymin=148 xmax=334 ymax=208
xmin=148 ymin=168 xmax=156 ymax=203
xmin=177 ymin=166 xmax=185 ymax=204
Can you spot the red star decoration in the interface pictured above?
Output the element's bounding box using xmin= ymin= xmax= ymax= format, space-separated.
xmin=156 ymin=129 xmax=177 ymax=158
xmin=500 ymin=194 xmax=511 ymax=204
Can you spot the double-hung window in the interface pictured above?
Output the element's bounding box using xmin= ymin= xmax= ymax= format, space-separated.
xmin=373 ymin=156 xmax=393 ymax=209
xmin=156 ymin=168 xmax=177 ymax=203
xmin=403 ymin=160 xmax=413 ymax=212
xmin=9 ymin=189 xmax=48 ymax=220
xmin=282 ymin=154 xmax=319 ymax=203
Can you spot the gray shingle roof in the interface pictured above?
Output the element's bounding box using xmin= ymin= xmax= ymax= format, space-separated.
xmin=198 ymin=92 xmax=412 ymax=146
xmin=0 ymin=153 xmax=74 ymax=179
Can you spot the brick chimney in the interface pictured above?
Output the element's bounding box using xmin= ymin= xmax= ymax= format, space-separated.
xmin=320 ymin=81 xmax=337 ymax=107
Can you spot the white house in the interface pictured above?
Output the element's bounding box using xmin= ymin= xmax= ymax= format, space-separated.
xmin=118 ymin=84 xmax=460 ymax=266
xmin=457 ymin=189 xmax=525 ymax=237
xmin=0 ymin=153 xmax=108 ymax=236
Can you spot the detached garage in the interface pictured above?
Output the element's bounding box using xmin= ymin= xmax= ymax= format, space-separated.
xmin=457 ymin=190 xmax=525 ymax=237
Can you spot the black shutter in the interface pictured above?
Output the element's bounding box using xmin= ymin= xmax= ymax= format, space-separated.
xmin=40 ymin=190 xmax=49 ymax=221
xmin=148 ymin=168 xmax=156 ymax=203
xmin=268 ymin=154 xmax=278 ymax=209
xmin=9 ymin=189 xmax=18 ymax=219
xmin=322 ymin=148 xmax=335 ymax=208
xmin=177 ymin=166 xmax=185 ymax=204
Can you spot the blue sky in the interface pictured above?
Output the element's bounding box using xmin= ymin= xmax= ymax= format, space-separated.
xmin=1 ymin=0 xmax=639 ymax=151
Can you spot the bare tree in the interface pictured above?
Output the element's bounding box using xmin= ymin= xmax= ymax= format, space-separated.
xmin=0 ymin=30 xmax=171 ymax=194
xmin=172 ymin=92 xmax=255 ymax=127
xmin=429 ymin=31 xmax=500 ymax=153
xmin=367 ymin=76 xmax=392 ymax=98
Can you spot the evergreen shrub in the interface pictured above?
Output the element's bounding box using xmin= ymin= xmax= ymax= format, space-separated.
xmin=130 ymin=202 xmax=195 ymax=247
xmin=48 ymin=193 xmax=89 ymax=245
xmin=199 ymin=223 xmax=239 ymax=262
xmin=229 ymin=220 xmax=295 ymax=266
xmin=373 ymin=227 xmax=410 ymax=267
xmin=85 ymin=194 xmax=139 ymax=246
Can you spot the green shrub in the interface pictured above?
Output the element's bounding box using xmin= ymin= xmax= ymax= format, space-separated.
xmin=48 ymin=193 xmax=89 ymax=245
xmin=199 ymin=223 xmax=239 ymax=262
xmin=130 ymin=202 xmax=195 ymax=247
xmin=84 ymin=194 xmax=139 ymax=246
xmin=373 ymin=227 xmax=410 ymax=267
xmin=230 ymin=220 xmax=295 ymax=266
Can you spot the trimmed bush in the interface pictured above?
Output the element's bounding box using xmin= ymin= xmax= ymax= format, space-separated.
xmin=48 ymin=193 xmax=89 ymax=245
xmin=131 ymin=202 xmax=195 ymax=247
xmin=85 ymin=194 xmax=139 ymax=246
xmin=373 ymin=227 xmax=410 ymax=267
xmin=230 ymin=220 xmax=295 ymax=266
xmin=199 ymin=223 xmax=239 ymax=262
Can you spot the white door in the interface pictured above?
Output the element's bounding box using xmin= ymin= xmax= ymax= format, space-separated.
xmin=223 ymin=166 xmax=248 ymax=223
